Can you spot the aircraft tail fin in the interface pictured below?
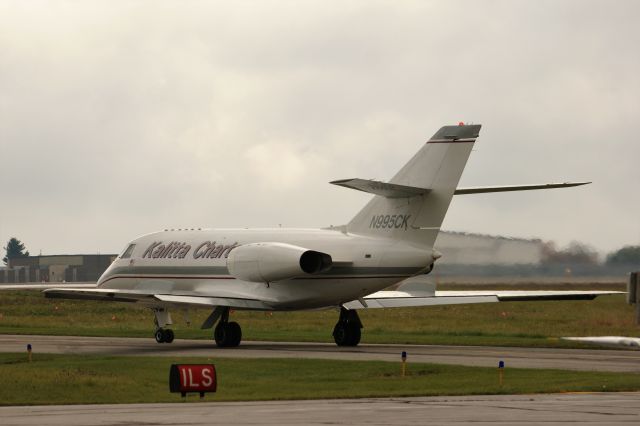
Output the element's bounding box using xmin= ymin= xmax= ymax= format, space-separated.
xmin=343 ymin=124 xmax=480 ymax=247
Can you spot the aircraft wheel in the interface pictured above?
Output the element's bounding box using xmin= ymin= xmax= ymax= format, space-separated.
xmin=333 ymin=323 xmax=360 ymax=346
xmin=218 ymin=322 xmax=242 ymax=348
xmin=163 ymin=328 xmax=175 ymax=343
xmin=214 ymin=322 xmax=242 ymax=348
xmin=227 ymin=321 xmax=242 ymax=347
xmin=155 ymin=328 xmax=166 ymax=343
xmin=348 ymin=325 xmax=361 ymax=346
xmin=214 ymin=323 xmax=228 ymax=347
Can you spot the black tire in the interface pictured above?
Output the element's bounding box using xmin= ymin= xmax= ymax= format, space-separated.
xmin=215 ymin=322 xmax=242 ymax=347
xmin=333 ymin=324 xmax=347 ymax=346
xmin=214 ymin=323 xmax=228 ymax=347
xmin=163 ymin=328 xmax=175 ymax=343
xmin=333 ymin=323 xmax=361 ymax=346
xmin=227 ymin=321 xmax=242 ymax=347
xmin=213 ymin=322 xmax=242 ymax=348
xmin=348 ymin=324 xmax=361 ymax=346
xmin=155 ymin=328 xmax=165 ymax=344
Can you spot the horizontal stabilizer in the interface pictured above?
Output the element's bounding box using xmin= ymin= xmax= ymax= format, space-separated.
xmin=343 ymin=290 xmax=621 ymax=309
xmin=330 ymin=178 xmax=430 ymax=198
xmin=332 ymin=180 xmax=590 ymax=198
xmin=454 ymin=182 xmax=590 ymax=195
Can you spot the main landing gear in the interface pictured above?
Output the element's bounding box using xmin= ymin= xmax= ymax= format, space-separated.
xmin=214 ymin=307 xmax=242 ymax=348
xmin=151 ymin=305 xmax=356 ymax=348
xmin=333 ymin=307 xmax=362 ymax=346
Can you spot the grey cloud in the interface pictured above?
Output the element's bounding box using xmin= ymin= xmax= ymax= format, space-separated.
xmin=0 ymin=0 xmax=638 ymax=254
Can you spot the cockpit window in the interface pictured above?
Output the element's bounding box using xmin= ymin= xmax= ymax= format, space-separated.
xmin=120 ymin=244 xmax=136 ymax=259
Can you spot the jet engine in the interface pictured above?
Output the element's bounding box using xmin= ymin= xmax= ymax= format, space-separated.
xmin=226 ymin=242 xmax=332 ymax=283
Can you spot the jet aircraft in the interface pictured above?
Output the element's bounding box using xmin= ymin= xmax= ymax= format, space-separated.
xmin=35 ymin=123 xmax=618 ymax=347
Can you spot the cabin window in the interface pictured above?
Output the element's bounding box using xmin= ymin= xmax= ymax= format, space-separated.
xmin=120 ymin=244 xmax=136 ymax=259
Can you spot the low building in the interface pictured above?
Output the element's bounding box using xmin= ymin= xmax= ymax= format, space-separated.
xmin=0 ymin=254 xmax=116 ymax=283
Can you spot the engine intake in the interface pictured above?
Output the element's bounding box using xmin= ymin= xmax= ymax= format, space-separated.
xmin=227 ymin=242 xmax=332 ymax=283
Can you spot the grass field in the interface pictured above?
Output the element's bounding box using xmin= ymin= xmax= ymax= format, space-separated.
xmin=0 ymin=290 xmax=636 ymax=347
xmin=1 ymin=353 xmax=639 ymax=405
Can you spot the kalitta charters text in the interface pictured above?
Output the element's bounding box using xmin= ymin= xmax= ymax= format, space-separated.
xmin=142 ymin=241 xmax=239 ymax=260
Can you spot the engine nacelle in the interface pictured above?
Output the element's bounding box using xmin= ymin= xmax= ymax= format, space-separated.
xmin=226 ymin=242 xmax=332 ymax=283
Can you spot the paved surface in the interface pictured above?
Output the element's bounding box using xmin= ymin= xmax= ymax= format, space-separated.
xmin=1 ymin=393 xmax=639 ymax=425
xmin=1 ymin=334 xmax=640 ymax=372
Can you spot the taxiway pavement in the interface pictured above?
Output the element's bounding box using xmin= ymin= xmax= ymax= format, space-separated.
xmin=1 ymin=393 xmax=639 ymax=425
xmin=1 ymin=334 xmax=639 ymax=372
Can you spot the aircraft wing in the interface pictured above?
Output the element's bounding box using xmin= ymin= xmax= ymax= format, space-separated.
xmin=330 ymin=178 xmax=429 ymax=198
xmin=42 ymin=287 xmax=272 ymax=310
xmin=562 ymin=336 xmax=640 ymax=349
xmin=343 ymin=290 xmax=622 ymax=309
xmin=331 ymin=180 xmax=590 ymax=198
xmin=0 ymin=283 xmax=97 ymax=290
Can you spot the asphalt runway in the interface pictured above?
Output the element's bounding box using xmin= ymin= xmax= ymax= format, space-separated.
xmin=1 ymin=334 xmax=640 ymax=372
xmin=2 ymin=393 xmax=639 ymax=425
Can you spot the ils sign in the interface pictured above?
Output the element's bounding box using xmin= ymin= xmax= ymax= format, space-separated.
xmin=169 ymin=364 xmax=217 ymax=397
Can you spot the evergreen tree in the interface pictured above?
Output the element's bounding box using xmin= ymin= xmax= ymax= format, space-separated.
xmin=2 ymin=238 xmax=30 ymax=265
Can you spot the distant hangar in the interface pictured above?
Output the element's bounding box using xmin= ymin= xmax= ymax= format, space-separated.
xmin=1 ymin=254 xmax=115 ymax=283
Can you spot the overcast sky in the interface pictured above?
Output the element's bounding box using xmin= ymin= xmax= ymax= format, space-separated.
xmin=1 ymin=0 xmax=638 ymax=257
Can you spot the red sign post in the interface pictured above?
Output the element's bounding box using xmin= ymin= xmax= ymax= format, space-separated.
xmin=169 ymin=364 xmax=217 ymax=398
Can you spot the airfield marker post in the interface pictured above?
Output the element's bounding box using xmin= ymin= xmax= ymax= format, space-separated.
xmin=627 ymin=272 xmax=640 ymax=325
xmin=498 ymin=360 xmax=505 ymax=386
xmin=401 ymin=351 xmax=407 ymax=377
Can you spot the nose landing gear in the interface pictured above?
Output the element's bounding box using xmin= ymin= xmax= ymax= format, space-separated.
xmin=154 ymin=328 xmax=175 ymax=343
xmin=153 ymin=308 xmax=175 ymax=344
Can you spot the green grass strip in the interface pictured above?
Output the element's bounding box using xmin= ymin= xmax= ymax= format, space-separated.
xmin=1 ymin=353 xmax=639 ymax=405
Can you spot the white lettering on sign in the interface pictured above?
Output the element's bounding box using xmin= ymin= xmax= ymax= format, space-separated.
xmin=175 ymin=364 xmax=216 ymax=393
xmin=181 ymin=368 xmax=186 ymax=387
xmin=188 ymin=369 xmax=199 ymax=388
xmin=202 ymin=368 xmax=213 ymax=387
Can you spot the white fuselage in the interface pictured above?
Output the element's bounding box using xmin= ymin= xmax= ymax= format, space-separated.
xmin=98 ymin=228 xmax=436 ymax=310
